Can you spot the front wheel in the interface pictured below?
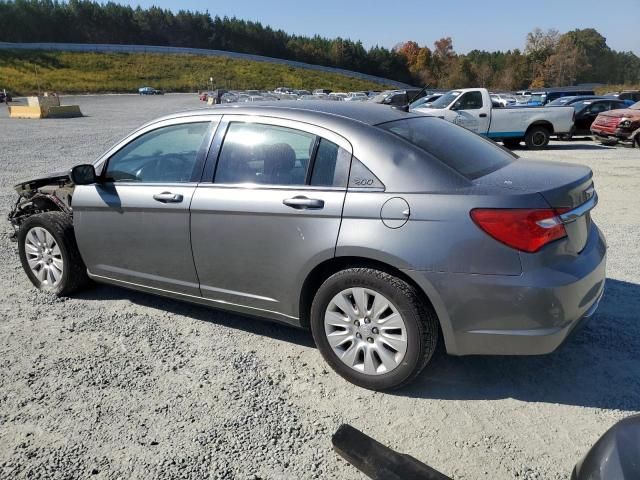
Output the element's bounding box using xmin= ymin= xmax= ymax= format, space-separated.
xmin=310 ymin=268 xmax=439 ymax=390
xmin=525 ymin=126 xmax=550 ymax=149
xmin=18 ymin=212 xmax=91 ymax=296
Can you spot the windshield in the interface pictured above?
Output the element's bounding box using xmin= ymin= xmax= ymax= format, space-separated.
xmin=529 ymin=94 xmax=545 ymax=103
xmin=409 ymin=97 xmax=428 ymax=109
xmin=370 ymin=91 xmax=395 ymax=102
xmin=428 ymin=91 xmax=460 ymax=109
xmin=548 ymin=97 xmax=575 ymax=106
xmin=631 ymin=101 xmax=640 ymax=110
xmin=377 ymin=117 xmax=516 ymax=179
xmin=572 ymin=101 xmax=591 ymax=112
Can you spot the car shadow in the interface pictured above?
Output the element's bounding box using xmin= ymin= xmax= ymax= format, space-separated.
xmin=75 ymin=284 xmax=315 ymax=348
xmin=77 ymin=278 xmax=639 ymax=411
xmin=546 ymin=143 xmax=616 ymax=151
xmin=401 ymin=278 xmax=640 ymax=411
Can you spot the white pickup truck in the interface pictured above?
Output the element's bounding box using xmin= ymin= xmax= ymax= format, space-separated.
xmin=411 ymin=88 xmax=575 ymax=149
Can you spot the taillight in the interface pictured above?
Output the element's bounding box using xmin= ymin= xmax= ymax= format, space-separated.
xmin=470 ymin=208 xmax=568 ymax=253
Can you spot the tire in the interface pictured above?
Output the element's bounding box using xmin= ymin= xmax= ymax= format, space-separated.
xmin=525 ymin=126 xmax=550 ymax=149
xmin=310 ymin=268 xmax=439 ymax=391
xmin=17 ymin=212 xmax=91 ymax=296
xmin=502 ymin=138 xmax=521 ymax=149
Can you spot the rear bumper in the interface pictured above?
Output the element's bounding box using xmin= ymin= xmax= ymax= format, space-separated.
xmin=405 ymin=225 xmax=607 ymax=356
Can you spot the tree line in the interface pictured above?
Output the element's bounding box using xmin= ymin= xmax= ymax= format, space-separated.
xmin=1 ymin=0 xmax=638 ymax=89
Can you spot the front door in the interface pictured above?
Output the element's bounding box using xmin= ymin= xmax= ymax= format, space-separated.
xmin=450 ymin=90 xmax=491 ymax=134
xmin=190 ymin=116 xmax=352 ymax=320
xmin=73 ymin=117 xmax=217 ymax=295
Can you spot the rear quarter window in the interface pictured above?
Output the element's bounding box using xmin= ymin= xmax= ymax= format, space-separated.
xmin=377 ymin=117 xmax=515 ymax=180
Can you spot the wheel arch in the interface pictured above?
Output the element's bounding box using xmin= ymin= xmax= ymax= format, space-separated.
xmin=526 ymin=120 xmax=554 ymax=134
xmin=9 ymin=193 xmax=71 ymax=237
xmin=298 ymin=255 xmax=455 ymax=353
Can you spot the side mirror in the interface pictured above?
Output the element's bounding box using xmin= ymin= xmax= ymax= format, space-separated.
xmin=70 ymin=164 xmax=98 ymax=185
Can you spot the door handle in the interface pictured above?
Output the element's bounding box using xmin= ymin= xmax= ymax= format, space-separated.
xmin=283 ymin=196 xmax=324 ymax=210
xmin=153 ymin=192 xmax=183 ymax=203
xmin=479 ymin=113 xmax=488 ymax=118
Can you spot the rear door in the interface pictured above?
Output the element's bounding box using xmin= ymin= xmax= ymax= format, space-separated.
xmin=190 ymin=115 xmax=352 ymax=320
xmin=450 ymin=90 xmax=491 ymax=134
xmin=73 ymin=116 xmax=218 ymax=295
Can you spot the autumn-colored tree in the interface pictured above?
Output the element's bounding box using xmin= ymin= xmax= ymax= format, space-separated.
xmin=396 ymin=41 xmax=421 ymax=65
xmin=431 ymin=37 xmax=456 ymax=87
xmin=543 ymin=35 xmax=590 ymax=86
xmin=525 ymin=28 xmax=560 ymax=84
xmin=473 ymin=62 xmax=494 ymax=87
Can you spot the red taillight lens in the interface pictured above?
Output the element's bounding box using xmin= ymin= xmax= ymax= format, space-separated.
xmin=470 ymin=208 xmax=567 ymax=253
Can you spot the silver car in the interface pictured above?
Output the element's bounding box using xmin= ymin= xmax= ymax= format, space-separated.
xmin=9 ymin=102 xmax=606 ymax=390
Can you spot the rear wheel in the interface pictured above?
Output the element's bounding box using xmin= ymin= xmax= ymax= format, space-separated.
xmin=18 ymin=212 xmax=90 ymax=296
xmin=310 ymin=268 xmax=439 ymax=390
xmin=525 ymin=126 xmax=550 ymax=149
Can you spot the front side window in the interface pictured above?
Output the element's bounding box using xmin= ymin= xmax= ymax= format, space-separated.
xmin=454 ymin=91 xmax=483 ymax=110
xmin=105 ymin=122 xmax=209 ymax=183
xmin=215 ymin=123 xmax=315 ymax=186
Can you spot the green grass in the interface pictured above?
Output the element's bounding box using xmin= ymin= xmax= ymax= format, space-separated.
xmin=0 ymin=50 xmax=393 ymax=95
xmin=594 ymin=85 xmax=640 ymax=95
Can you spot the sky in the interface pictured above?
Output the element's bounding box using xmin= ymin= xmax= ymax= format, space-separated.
xmin=122 ymin=0 xmax=639 ymax=55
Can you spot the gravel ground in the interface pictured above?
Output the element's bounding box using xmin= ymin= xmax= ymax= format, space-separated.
xmin=1 ymin=95 xmax=639 ymax=480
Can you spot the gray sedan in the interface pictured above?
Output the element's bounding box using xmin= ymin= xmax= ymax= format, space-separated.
xmin=9 ymin=101 xmax=606 ymax=390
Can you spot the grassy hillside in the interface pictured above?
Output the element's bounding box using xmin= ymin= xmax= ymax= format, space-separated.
xmin=594 ymin=85 xmax=640 ymax=96
xmin=0 ymin=50 xmax=393 ymax=95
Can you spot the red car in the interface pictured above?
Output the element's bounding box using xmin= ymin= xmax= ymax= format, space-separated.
xmin=591 ymin=101 xmax=640 ymax=147
xmin=199 ymin=91 xmax=212 ymax=101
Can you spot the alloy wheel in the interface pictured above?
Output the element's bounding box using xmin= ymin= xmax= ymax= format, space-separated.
xmin=324 ymin=288 xmax=408 ymax=375
xmin=24 ymin=227 xmax=64 ymax=287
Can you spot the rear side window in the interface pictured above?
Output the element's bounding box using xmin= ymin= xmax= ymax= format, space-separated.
xmin=378 ymin=117 xmax=515 ymax=180
xmin=215 ymin=122 xmax=315 ymax=185
xmin=310 ymin=139 xmax=350 ymax=187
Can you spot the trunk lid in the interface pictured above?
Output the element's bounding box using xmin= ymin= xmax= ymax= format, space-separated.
xmin=475 ymin=159 xmax=595 ymax=253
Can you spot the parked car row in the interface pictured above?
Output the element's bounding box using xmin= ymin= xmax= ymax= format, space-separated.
xmin=193 ymin=84 xmax=639 ymax=148
xmin=408 ymin=87 xmax=640 ymax=148
xmin=198 ymin=88 xmax=381 ymax=104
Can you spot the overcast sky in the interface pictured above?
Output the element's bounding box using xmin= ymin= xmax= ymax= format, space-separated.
xmin=122 ymin=0 xmax=639 ymax=55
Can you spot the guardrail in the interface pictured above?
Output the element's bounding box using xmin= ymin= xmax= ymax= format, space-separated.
xmin=0 ymin=42 xmax=412 ymax=89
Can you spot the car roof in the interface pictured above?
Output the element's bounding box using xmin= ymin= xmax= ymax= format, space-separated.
xmin=147 ymin=101 xmax=421 ymax=128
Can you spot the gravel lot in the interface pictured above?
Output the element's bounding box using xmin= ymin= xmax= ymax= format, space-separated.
xmin=1 ymin=95 xmax=639 ymax=480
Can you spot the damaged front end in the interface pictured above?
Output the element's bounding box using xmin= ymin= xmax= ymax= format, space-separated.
xmin=8 ymin=172 xmax=74 ymax=240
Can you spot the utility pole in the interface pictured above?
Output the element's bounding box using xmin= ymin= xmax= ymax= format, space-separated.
xmin=34 ymin=64 xmax=41 ymax=95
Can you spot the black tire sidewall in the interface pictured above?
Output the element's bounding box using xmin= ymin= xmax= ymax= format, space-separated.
xmin=18 ymin=214 xmax=73 ymax=295
xmin=310 ymin=269 xmax=428 ymax=390
xmin=526 ymin=126 xmax=550 ymax=149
